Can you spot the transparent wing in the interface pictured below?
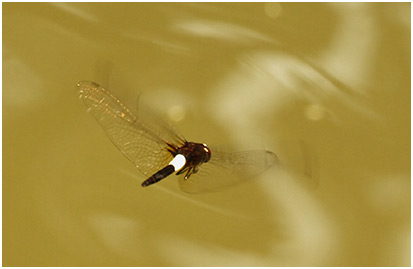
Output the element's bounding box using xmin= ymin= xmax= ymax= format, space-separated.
xmin=77 ymin=81 xmax=184 ymax=177
xmin=178 ymin=149 xmax=279 ymax=193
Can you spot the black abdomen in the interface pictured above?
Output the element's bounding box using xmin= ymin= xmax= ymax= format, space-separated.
xmin=141 ymin=165 xmax=175 ymax=187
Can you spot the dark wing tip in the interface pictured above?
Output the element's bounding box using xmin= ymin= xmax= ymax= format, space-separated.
xmin=77 ymin=80 xmax=101 ymax=100
xmin=77 ymin=80 xmax=99 ymax=88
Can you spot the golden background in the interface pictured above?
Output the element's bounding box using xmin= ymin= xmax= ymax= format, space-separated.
xmin=3 ymin=2 xmax=410 ymax=266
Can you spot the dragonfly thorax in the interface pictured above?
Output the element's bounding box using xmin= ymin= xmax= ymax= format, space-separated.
xmin=177 ymin=142 xmax=211 ymax=166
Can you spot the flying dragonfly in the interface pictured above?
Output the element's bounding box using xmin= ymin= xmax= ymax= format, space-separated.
xmin=77 ymin=81 xmax=278 ymax=193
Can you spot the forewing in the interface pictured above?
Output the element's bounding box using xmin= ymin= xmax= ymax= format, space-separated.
xmin=179 ymin=149 xmax=279 ymax=193
xmin=77 ymin=81 xmax=177 ymax=177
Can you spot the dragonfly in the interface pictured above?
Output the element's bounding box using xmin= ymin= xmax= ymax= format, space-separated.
xmin=77 ymin=81 xmax=278 ymax=193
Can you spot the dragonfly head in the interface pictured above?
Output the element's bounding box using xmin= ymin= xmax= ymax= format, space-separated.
xmin=202 ymin=143 xmax=211 ymax=163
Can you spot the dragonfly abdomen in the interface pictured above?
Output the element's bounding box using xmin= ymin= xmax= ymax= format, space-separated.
xmin=141 ymin=165 xmax=175 ymax=187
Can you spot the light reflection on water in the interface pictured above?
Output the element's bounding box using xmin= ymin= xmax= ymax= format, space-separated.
xmin=3 ymin=2 xmax=410 ymax=266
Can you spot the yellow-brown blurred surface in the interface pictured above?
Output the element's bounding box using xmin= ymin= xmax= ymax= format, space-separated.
xmin=3 ymin=2 xmax=410 ymax=266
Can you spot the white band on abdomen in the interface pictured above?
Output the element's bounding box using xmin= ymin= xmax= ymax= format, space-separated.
xmin=169 ymin=154 xmax=186 ymax=171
